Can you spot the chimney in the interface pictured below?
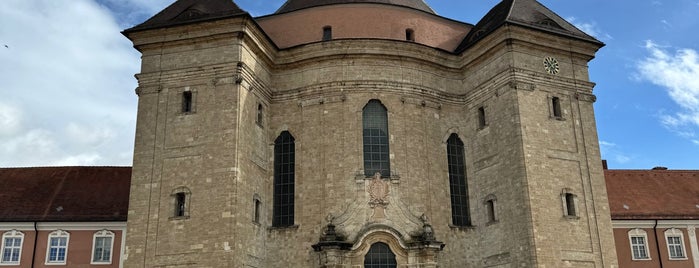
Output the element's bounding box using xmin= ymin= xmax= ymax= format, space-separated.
xmin=652 ymin=166 xmax=668 ymax=170
xmin=602 ymin=160 xmax=608 ymax=170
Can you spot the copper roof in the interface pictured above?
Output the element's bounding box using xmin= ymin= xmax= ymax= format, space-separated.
xmin=0 ymin=167 xmax=131 ymax=222
xmin=124 ymin=0 xmax=246 ymax=34
xmin=605 ymin=169 xmax=699 ymax=220
xmin=275 ymin=0 xmax=435 ymax=14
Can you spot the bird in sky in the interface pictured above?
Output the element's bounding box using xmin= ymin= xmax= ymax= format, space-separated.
xmin=3 ymin=45 xmax=7 ymax=48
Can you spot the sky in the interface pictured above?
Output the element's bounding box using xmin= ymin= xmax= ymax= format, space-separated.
xmin=0 ymin=0 xmax=697 ymax=169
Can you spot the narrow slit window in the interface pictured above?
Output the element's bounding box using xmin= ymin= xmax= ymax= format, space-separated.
xmin=253 ymin=197 xmax=261 ymax=224
xmin=405 ymin=29 xmax=415 ymax=41
xmin=478 ymin=106 xmax=487 ymax=128
xmin=565 ymin=193 xmax=576 ymax=217
xmin=322 ymin=26 xmax=332 ymax=41
xmin=182 ymin=91 xmax=193 ymax=113
xmin=256 ymin=104 xmax=264 ymax=127
xmin=175 ymin=192 xmax=186 ymax=217
xmin=552 ymin=96 xmax=562 ymax=118
xmin=485 ymin=198 xmax=497 ymax=223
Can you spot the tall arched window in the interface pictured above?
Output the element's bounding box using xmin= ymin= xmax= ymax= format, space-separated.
xmin=273 ymin=131 xmax=295 ymax=227
xmin=363 ymin=100 xmax=390 ymax=177
xmin=364 ymin=242 xmax=397 ymax=268
xmin=447 ymin=133 xmax=471 ymax=226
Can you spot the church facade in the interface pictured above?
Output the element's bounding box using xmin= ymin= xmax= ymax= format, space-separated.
xmin=121 ymin=0 xmax=618 ymax=267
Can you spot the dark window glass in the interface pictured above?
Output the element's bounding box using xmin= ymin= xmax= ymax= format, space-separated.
xmin=486 ymin=199 xmax=495 ymax=222
xmin=478 ymin=106 xmax=486 ymax=128
xmin=182 ymin=91 xmax=193 ymax=113
xmin=273 ymin=131 xmax=295 ymax=227
xmin=364 ymin=243 xmax=397 ymax=268
xmin=323 ymin=26 xmax=332 ymax=41
xmin=363 ymin=100 xmax=390 ymax=177
xmin=405 ymin=29 xmax=414 ymax=41
xmin=256 ymin=104 xmax=263 ymax=127
xmin=447 ymin=134 xmax=470 ymax=226
xmin=254 ymin=198 xmax=261 ymax=223
xmin=175 ymin=192 xmax=186 ymax=217
xmin=565 ymin=193 xmax=576 ymax=216
xmin=552 ymin=97 xmax=562 ymax=118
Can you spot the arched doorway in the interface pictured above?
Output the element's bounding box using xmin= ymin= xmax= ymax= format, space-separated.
xmin=363 ymin=242 xmax=397 ymax=268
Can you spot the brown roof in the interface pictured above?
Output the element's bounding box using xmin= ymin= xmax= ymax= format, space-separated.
xmin=456 ymin=0 xmax=602 ymax=52
xmin=0 ymin=167 xmax=131 ymax=222
xmin=605 ymin=169 xmax=699 ymax=220
xmin=275 ymin=0 xmax=435 ymax=14
xmin=124 ymin=0 xmax=247 ymax=34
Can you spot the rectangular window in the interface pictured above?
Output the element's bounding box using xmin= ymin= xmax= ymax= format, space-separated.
xmin=92 ymin=236 xmax=112 ymax=263
xmin=1 ymin=237 xmax=22 ymax=264
xmin=182 ymin=91 xmax=193 ymax=113
xmin=478 ymin=106 xmax=487 ymax=128
xmin=631 ymin=236 xmax=649 ymax=260
xmin=175 ymin=192 xmax=186 ymax=217
xmin=667 ymin=236 xmax=685 ymax=259
xmin=552 ymin=96 xmax=562 ymax=118
xmin=47 ymin=237 xmax=68 ymax=263
xmin=322 ymin=26 xmax=332 ymax=41
xmin=565 ymin=193 xmax=576 ymax=217
xmin=485 ymin=199 xmax=496 ymax=223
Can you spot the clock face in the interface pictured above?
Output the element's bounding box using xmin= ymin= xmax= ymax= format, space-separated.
xmin=543 ymin=57 xmax=559 ymax=75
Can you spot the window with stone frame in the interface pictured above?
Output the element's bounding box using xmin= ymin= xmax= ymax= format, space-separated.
xmin=364 ymin=242 xmax=397 ymax=268
xmin=629 ymin=229 xmax=651 ymax=260
xmin=91 ymin=230 xmax=114 ymax=264
xmin=665 ymin=228 xmax=687 ymax=259
xmin=1 ymin=230 xmax=23 ymax=265
xmin=172 ymin=187 xmax=192 ymax=219
xmin=46 ymin=230 xmax=69 ymax=265
xmin=551 ymin=96 xmax=563 ymax=119
xmin=182 ymin=90 xmax=194 ymax=113
xmin=363 ymin=100 xmax=391 ymax=178
xmin=447 ymin=133 xmax=471 ymax=227
xmin=273 ymin=131 xmax=295 ymax=227
xmin=561 ymin=189 xmax=578 ymax=218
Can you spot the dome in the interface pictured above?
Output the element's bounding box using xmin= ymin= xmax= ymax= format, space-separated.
xmin=275 ymin=0 xmax=435 ymax=14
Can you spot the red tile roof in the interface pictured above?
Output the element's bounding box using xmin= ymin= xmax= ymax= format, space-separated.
xmin=0 ymin=167 xmax=131 ymax=222
xmin=605 ymin=169 xmax=699 ymax=220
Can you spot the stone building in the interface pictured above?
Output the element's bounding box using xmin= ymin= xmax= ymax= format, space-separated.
xmin=120 ymin=0 xmax=618 ymax=267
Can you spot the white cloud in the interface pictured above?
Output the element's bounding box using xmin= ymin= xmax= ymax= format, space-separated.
xmin=598 ymin=140 xmax=633 ymax=165
xmin=567 ymin=17 xmax=613 ymax=41
xmin=637 ymin=40 xmax=699 ymax=145
xmin=0 ymin=0 xmax=138 ymax=167
xmin=0 ymin=102 xmax=22 ymax=137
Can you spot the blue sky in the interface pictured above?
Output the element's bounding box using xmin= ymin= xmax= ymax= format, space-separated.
xmin=1 ymin=0 xmax=697 ymax=169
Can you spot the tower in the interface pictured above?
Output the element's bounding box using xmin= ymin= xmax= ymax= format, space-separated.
xmin=122 ymin=0 xmax=618 ymax=267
